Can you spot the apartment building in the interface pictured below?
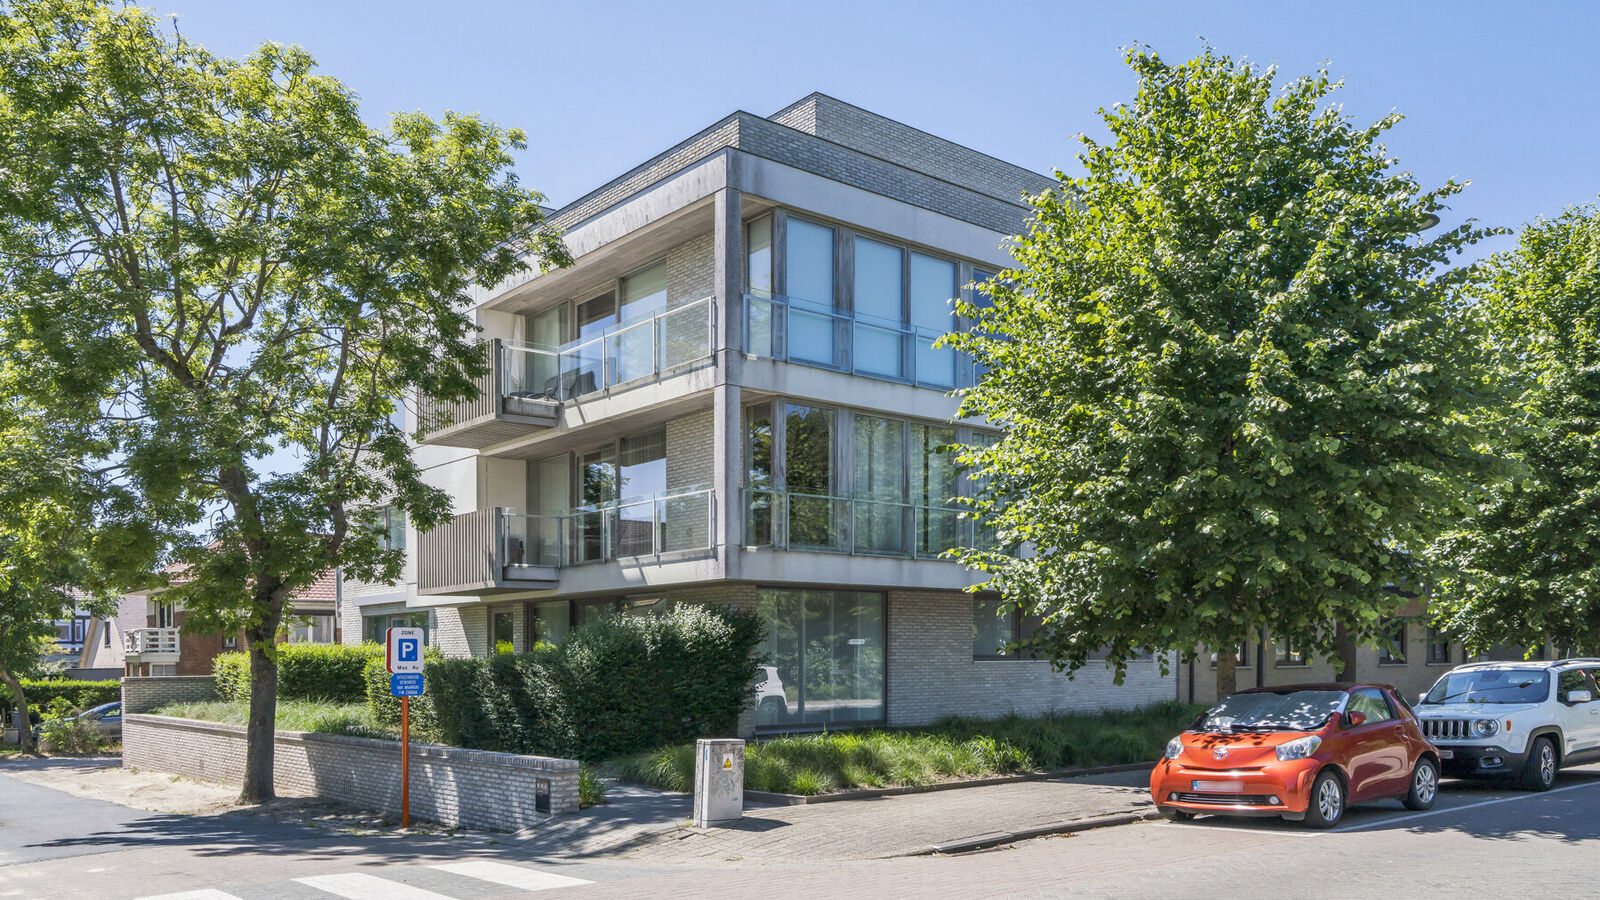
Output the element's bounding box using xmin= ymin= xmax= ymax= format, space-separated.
xmin=340 ymin=93 xmax=1177 ymax=733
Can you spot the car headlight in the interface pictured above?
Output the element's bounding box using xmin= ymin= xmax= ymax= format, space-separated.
xmin=1275 ymin=735 xmax=1323 ymax=761
xmin=1473 ymin=718 xmax=1500 ymax=738
xmin=1164 ymin=736 xmax=1183 ymax=759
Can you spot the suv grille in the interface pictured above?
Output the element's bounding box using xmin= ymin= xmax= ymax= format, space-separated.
xmin=1172 ymin=793 xmax=1277 ymax=806
xmin=1421 ymin=718 xmax=1475 ymax=741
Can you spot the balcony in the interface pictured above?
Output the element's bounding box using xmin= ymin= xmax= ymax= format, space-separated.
xmin=419 ymin=297 xmax=714 ymax=449
xmin=123 ymin=627 xmax=180 ymax=663
xmin=417 ymin=488 xmax=715 ymax=596
xmin=744 ymin=490 xmax=992 ymax=558
xmin=744 ymin=293 xmax=975 ymax=391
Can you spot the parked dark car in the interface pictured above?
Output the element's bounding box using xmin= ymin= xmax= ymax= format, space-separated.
xmin=31 ymin=701 xmax=122 ymax=743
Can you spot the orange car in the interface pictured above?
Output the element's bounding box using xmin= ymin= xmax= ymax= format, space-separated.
xmin=1151 ymin=683 xmax=1439 ymax=828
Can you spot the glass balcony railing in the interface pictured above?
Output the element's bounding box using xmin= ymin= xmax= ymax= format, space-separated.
xmin=502 ymin=487 xmax=715 ymax=569
xmin=503 ymin=297 xmax=713 ymax=402
xmin=744 ymin=292 xmax=975 ymax=390
xmin=744 ymin=489 xmax=986 ymax=558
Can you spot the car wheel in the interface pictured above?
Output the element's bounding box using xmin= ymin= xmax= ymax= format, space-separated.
xmin=1519 ymin=737 xmax=1558 ymax=792
xmin=1403 ymin=757 xmax=1439 ymax=810
xmin=756 ymin=697 xmax=786 ymax=721
xmin=1303 ymin=769 xmax=1345 ymax=829
xmin=1157 ymin=807 xmax=1193 ymax=822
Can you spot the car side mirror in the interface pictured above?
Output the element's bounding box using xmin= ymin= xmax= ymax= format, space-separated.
xmin=1344 ymin=711 xmax=1368 ymax=728
xmin=1566 ymin=689 xmax=1593 ymax=704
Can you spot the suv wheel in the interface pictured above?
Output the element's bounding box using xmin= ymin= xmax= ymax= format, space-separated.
xmin=1519 ymin=736 xmax=1558 ymax=792
xmin=1403 ymin=757 xmax=1439 ymax=810
xmin=1303 ymin=769 xmax=1345 ymax=829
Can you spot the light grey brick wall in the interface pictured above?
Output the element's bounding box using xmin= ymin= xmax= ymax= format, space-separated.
xmin=440 ymin=605 xmax=477 ymax=659
xmin=466 ymin=602 xmax=528 ymax=656
xmin=664 ymin=233 xmax=714 ymax=305
xmin=339 ymin=601 xmax=365 ymax=646
xmin=122 ymin=675 xmax=218 ymax=713
xmin=123 ymin=714 xmax=579 ymax=828
xmin=666 ymin=409 xmax=713 ymax=491
xmin=885 ymin=589 xmax=1176 ymax=727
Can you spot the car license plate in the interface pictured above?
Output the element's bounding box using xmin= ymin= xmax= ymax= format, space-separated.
xmin=1191 ymin=780 xmax=1245 ymax=793
xmin=1438 ymin=750 xmax=1453 ymax=760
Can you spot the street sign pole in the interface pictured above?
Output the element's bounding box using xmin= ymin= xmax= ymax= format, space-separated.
xmin=400 ymin=694 xmax=410 ymax=828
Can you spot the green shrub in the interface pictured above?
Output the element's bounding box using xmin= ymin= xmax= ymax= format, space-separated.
xmin=0 ymin=679 xmax=121 ymax=722
xmin=578 ymin=764 xmax=606 ymax=808
xmin=367 ymin=604 xmax=762 ymax=763
xmin=151 ymin=699 xmax=382 ymax=735
xmin=214 ymin=643 xmax=390 ymax=703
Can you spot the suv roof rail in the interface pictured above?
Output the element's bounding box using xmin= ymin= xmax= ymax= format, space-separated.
xmin=1552 ymin=657 xmax=1600 ymax=667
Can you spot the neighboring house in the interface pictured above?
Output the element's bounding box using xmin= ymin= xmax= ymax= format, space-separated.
xmin=340 ymin=93 xmax=1178 ymax=735
xmin=1179 ymin=592 xmax=1561 ymax=706
xmin=115 ymin=568 xmax=342 ymax=677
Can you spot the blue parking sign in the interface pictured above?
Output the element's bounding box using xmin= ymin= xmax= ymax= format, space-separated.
xmin=390 ymin=673 xmax=424 ymax=697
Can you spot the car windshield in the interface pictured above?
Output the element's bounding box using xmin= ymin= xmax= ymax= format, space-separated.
xmin=1422 ymin=669 xmax=1549 ymax=705
xmin=1194 ymin=690 xmax=1345 ymax=733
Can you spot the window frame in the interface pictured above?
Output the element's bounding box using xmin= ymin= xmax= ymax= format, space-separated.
xmin=1426 ymin=627 xmax=1452 ymax=665
xmin=971 ymin=595 xmax=1043 ymax=661
xmin=1378 ymin=617 xmax=1408 ymax=666
xmin=1274 ymin=637 xmax=1308 ymax=667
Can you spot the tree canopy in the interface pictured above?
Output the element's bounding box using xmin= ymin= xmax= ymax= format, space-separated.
xmin=1431 ymin=203 xmax=1600 ymax=655
xmin=946 ymin=47 xmax=1489 ymax=692
xmin=0 ymin=0 xmax=566 ymax=793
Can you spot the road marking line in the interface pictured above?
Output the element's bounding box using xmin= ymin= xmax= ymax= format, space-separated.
xmin=295 ymin=873 xmax=455 ymax=900
xmin=132 ymin=892 xmax=244 ymax=900
xmin=1333 ymin=779 xmax=1600 ymax=833
xmin=431 ymin=861 xmax=592 ymax=890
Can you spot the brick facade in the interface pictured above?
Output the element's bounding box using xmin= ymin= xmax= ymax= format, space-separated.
xmin=884 ymin=589 xmax=1176 ymax=726
xmin=123 ymin=714 xmax=579 ymax=829
xmin=122 ymin=675 xmax=220 ymax=713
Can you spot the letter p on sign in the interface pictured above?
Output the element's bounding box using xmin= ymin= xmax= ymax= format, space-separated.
xmin=387 ymin=627 xmax=425 ymax=674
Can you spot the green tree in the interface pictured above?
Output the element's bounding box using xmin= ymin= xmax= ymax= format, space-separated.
xmin=945 ymin=48 xmax=1488 ymax=696
xmin=1432 ymin=204 xmax=1600 ymax=655
xmin=0 ymin=0 xmax=566 ymax=797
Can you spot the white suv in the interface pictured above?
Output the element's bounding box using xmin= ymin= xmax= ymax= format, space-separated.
xmin=1415 ymin=658 xmax=1600 ymax=790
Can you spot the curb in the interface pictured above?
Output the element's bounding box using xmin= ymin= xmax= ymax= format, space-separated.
xmin=916 ymin=810 xmax=1160 ymax=855
xmin=745 ymin=761 xmax=1157 ymax=806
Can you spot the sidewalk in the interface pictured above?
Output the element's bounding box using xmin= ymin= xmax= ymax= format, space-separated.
xmin=582 ymin=769 xmax=1155 ymax=864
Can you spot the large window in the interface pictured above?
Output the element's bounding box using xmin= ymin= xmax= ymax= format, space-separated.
xmin=362 ymin=611 xmax=430 ymax=646
xmin=910 ymin=253 xmax=959 ymax=388
xmin=491 ymin=610 xmax=515 ymax=655
xmin=614 ymin=262 xmax=668 ymax=383
xmin=1378 ymin=618 xmax=1408 ymax=665
xmin=527 ymin=600 xmax=570 ymax=648
xmin=618 ymin=430 xmax=667 ymax=556
xmin=852 ymin=414 xmax=906 ymax=555
xmin=1426 ymin=627 xmax=1452 ymax=665
xmin=785 ymin=403 xmax=838 ymax=549
xmin=756 ymin=589 xmax=885 ymax=729
xmin=853 ymin=237 xmax=905 ymax=379
xmin=372 ymin=507 xmax=405 ymax=553
xmin=972 ymin=595 xmax=1042 ymax=660
xmin=911 ymin=424 xmax=959 ymax=555
xmin=786 ymin=219 xmax=838 ymax=366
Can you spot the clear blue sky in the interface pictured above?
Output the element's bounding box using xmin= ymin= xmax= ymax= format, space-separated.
xmin=169 ymin=0 xmax=1598 ymax=259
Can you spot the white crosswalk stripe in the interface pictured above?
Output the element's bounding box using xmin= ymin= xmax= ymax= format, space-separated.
xmin=295 ymin=873 xmax=458 ymax=900
xmin=132 ymin=892 xmax=243 ymax=900
xmin=431 ymin=860 xmax=592 ymax=891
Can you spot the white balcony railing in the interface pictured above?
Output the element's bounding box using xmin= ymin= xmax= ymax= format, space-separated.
xmin=123 ymin=627 xmax=180 ymax=657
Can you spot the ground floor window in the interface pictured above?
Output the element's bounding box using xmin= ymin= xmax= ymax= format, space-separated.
xmin=491 ymin=610 xmax=515 ymax=655
xmin=971 ymin=595 xmax=1042 ymax=660
xmin=755 ymin=588 xmax=885 ymax=730
xmin=1426 ymin=627 xmax=1451 ymax=664
xmin=362 ymin=611 xmax=430 ymax=645
xmin=1378 ymin=618 xmax=1407 ymax=664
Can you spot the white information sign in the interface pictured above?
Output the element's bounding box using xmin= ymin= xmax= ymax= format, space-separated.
xmin=386 ymin=627 xmax=425 ymax=674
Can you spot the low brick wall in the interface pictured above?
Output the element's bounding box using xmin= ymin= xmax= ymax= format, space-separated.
xmin=123 ymin=714 xmax=579 ymax=829
xmin=122 ymin=675 xmax=218 ymax=713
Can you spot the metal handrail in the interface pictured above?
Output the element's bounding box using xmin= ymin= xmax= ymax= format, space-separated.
xmin=744 ymin=291 xmax=973 ymax=390
xmin=503 ymin=486 xmax=716 ymax=567
xmin=503 ymin=296 xmax=714 ymax=402
xmin=745 ymin=488 xmax=976 ymax=558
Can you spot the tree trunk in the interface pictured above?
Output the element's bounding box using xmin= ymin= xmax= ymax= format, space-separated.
xmin=239 ymin=632 xmax=278 ymax=803
xmin=1 ymin=670 xmax=32 ymax=754
xmin=1215 ymin=653 xmax=1238 ymax=699
xmin=1334 ymin=622 xmax=1358 ymax=683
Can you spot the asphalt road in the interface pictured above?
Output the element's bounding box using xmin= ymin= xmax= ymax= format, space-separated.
xmin=4 ymin=760 xmax=1599 ymax=899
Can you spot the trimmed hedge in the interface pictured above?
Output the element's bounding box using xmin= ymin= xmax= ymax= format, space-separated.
xmin=0 ymin=679 xmax=121 ymax=720
xmin=363 ymin=604 xmax=762 ymax=762
xmin=215 ymin=643 xmax=391 ymax=703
